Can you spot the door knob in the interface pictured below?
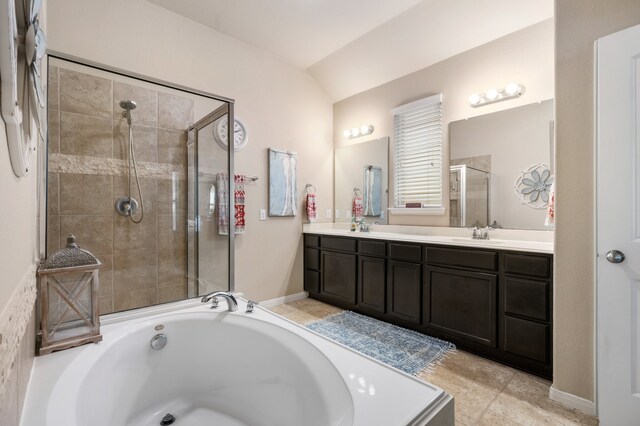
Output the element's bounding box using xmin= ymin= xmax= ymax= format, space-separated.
xmin=606 ymin=250 xmax=625 ymax=264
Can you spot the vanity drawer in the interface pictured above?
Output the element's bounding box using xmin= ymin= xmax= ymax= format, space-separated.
xmin=321 ymin=236 xmax=357 ymax=253
xmin=388 ymin=242 xmax=422 ymax=262
xmin=504 ymin=316 xmax=549 ymax=363
xmin=359 ymin=239 xmax=386 ymax=257
xmin=304 ymin=234 xmax=320 ymax=247
xmin=503 ymin=277 xmax=549 ymax=321
xmin=503 ymin=253 xmax=551 ymax=279
xmin=304 ymin=248 xmax=321 ymax=270
xmin=425 ymin=246 xmax=497 ymax=272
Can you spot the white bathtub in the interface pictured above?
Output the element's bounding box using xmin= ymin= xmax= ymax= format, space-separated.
xmin=21 ymin=299 xmax=453 ymax=426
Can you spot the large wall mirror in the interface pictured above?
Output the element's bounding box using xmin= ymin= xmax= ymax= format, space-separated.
xmin=449 ymin=100 xmax=554 ymax=230
xmin=334 ymin=137 xmax=389 ymax=225
xmin=46 ymin=56 xmax=234 ymax=315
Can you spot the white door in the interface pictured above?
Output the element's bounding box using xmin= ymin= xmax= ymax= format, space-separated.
xmin=597 ymin=23 xmax=640 ymax=425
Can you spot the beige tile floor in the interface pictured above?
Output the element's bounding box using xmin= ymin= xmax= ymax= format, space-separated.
xmin=269 ymin=298 xmax=598 ymax=426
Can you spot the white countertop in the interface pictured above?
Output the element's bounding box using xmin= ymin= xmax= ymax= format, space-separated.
xmin=303 ymin=223 xmax=554 ymax=254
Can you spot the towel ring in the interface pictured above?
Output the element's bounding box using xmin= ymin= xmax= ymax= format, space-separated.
xmin=353 ymin=188 xmax=362 ymax=197
xmin=305 ymin=184 xmax=316 ymax=194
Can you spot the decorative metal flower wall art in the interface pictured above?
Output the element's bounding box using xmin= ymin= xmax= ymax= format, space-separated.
xmin=514 ymin=163 xmax=554 ymax=209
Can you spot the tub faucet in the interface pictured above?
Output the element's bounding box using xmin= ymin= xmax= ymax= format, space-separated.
xmin=201 ymin=291 xmax=238 ymax=311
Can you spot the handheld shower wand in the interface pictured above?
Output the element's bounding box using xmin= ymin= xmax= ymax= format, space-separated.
xmin=115 ymin=100 xmax=145 ymax=223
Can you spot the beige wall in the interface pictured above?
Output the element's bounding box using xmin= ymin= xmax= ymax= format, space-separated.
xmin=333 ymin=19 xmax=554 ymax=227
xmin=0 ymin=130 xmax=39 ymax=315
xmin=0 ymin=87 xmax=38 ymax=426
xmin=554 ymin=0 xmax=640 ymax=402
xmin=47 ymin=0 xmax=334 ymax=302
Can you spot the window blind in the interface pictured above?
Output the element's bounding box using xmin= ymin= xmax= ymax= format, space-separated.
xmin=392 ymin=94 xmax=443 ymax=208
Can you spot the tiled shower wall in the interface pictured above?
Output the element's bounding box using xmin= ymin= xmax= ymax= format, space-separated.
xmin=47 ymin=66 xmax=194 ymax=314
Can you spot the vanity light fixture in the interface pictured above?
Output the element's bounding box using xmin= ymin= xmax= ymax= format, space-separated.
xmin=468 ymin=83 xmax=525 ymax=108
xmin=343 ymin=124 xmax=374 ymax=139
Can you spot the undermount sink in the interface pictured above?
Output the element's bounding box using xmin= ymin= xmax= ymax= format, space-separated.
xmin=450 ymin=238 xmax=504 ymax=244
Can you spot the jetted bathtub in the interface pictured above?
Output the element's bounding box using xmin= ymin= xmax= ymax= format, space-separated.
xmin=21 ymin=298 xmax=453 ymax=425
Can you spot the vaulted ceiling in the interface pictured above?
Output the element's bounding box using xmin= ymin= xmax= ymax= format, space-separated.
xmin=146 ymin=0 xmax=553 ymax=101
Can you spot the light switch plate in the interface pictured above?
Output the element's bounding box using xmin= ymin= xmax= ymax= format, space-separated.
xmin=335 ymin=209 xmax=340 ymax=219
xmin=259 ymin=209 xmax=266 ymax=221
xmin=326 ymin=209 xmax=332 ymax=219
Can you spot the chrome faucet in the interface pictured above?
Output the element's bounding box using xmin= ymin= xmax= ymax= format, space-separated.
xmin=358 ymin=220 xmax=379 ymax=232
xmin=471 ymin=226 xmax=492 ymax=240
xmin=201 ymin=291 xmax=238 ymax=311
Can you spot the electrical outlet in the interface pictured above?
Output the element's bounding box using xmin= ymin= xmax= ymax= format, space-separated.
xmin=326 ymin=209 xmax=332 ymax=219
xmin=346 ymin=210 xmax=352 ymax=218
xmin=335 ymin=209 xmax=340 ymax=219
xmin=259 ymin=209 xmax=266 ymax=221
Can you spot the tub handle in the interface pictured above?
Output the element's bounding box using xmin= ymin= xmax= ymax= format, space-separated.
xmin=246 ymin=300 xmax=258 ymax=314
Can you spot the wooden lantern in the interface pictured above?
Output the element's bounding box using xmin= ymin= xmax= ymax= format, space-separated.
xmin=37 ymin=235 xmax=102 ymax=355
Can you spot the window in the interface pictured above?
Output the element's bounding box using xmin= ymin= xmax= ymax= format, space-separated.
xmin=391 ymin=94 xmax=443 ymax=211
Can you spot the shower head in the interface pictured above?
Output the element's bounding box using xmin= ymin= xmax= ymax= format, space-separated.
xmin=120 ymin=100 xmax=137 ymax=124
xmin=119 ymin=100 xmax=137 ymax=111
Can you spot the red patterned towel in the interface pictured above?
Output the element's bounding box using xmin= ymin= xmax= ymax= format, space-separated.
xmin=353 ymin=194 xmax=363 ymax=222
xmin=306 ymin=193 xmax=317 ymax=223
xmin=234 ymin=175 xmax=245 ymax=234
xmin=218 ymin=174 xmax=246 ymax=235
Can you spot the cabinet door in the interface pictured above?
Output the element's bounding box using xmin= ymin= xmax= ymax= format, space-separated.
xmin=424 ymin=266 xmax=497 ymax=347
xmin=322 ymin=251 xmax=357 ymax=305
xmin=386 ymin=260 xmax=421 ymax=324
xmin=304 ymin=269 xmax=320 ymax=294
xmin=358 ymin=256 xmax=386 ymax=313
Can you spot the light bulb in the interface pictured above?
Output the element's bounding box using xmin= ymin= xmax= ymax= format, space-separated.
xmin=360 ymin=125 xmax=371 ymax=135
xmin=486 ymin=89 xmax=498 ymax=100
xmin=343 ymin=130 xmax=351 ymax=138
xmin=468 ymin=94 xmax=480 ymax=105
xmin=351 ymin=127 xmax=360 ymax=137
xmin=505 ymin=83 xmax=520 ymax=96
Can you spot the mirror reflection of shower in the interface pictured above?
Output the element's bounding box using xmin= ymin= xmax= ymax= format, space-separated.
xmin=115 ymin=99 xmax=145 ymax=223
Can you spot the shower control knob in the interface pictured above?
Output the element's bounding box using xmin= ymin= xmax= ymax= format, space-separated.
xmin=606 ymin=250 xmax=625 ymax=264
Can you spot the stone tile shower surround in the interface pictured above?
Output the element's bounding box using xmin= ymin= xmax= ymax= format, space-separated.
xmin=47 ymin=66 xmax=194 ymax=314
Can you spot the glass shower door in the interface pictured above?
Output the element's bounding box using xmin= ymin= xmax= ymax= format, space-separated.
xmin=187 ymin=105 xmax=234 ymax=297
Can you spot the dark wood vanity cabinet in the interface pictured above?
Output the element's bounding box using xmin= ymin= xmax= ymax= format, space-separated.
xmin=499 ymin=253 xmax=553 ymax=377
xmin=358 ymin=256 xmax=386 ymax=314
xmin=423 ymin=266 xmax=497 ymax=347
xmin=387 ymin=260 xmax=422 ymax=325
xmin=322 ymin=251 xmax=357 ymax=304
xmin=304 ymin=235 xmax=359 ymax=309
xmin=304 ymin=233 xmax=553 ymax=379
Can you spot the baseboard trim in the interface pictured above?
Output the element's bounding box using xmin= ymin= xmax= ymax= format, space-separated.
xmin=260 ymin=291 xmax=308 ymax=309
xmin=549 ymin=385 xmax=597 ymax=416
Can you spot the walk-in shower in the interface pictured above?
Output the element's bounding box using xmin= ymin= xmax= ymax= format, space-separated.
xmin=115 ymin=99 xmax=145 ymax=223
xmin=46 ymin=56 xmax=233 ymax=315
